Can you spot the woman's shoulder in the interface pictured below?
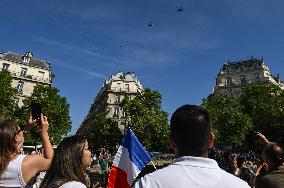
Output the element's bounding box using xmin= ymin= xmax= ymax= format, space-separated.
xmin=59 ymin=181 xmax=87 ymax=188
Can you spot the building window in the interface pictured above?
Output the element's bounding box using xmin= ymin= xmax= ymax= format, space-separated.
xmin=115 ymin=95 xmax=120 ymax=103
xmin=254 ymin=73 xmax=261 ymax=82
xmin=2 ymin=63 xmax=10 ymax=71
xmin=225 ymin=77 xmax=233 ymax=86
xmin=125 ymin=84 xmax=129 ymax=92
xmin=117 ymin=83 xmax=121 ymax=91
xmin=16 ymin=81 xmax=24 ymax=93
xmin=114 ymin=107 xmax=119 ymax=117
xmin=240 ymin=75 xmax=246 ymax=84
xmin=14 ymin=98 xmax=19 ymax=105
xmin=23 ymin=57 xmax=30 ymax=63
xmin=20 ymin=68 xmax=27 ymax=77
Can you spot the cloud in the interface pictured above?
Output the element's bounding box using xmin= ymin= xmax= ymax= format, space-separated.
xmin=33 ymin=36 xmax=123 ymax=65
xmin=51 ymin=58 xmax=106 ymax=79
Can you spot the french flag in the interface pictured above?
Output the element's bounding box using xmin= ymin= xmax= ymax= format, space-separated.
xmin=107 ymin=128 xmax=152 ymax=188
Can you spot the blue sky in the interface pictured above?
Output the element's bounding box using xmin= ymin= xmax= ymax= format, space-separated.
xmin=1 ymin=0 xmax=284 ymax=134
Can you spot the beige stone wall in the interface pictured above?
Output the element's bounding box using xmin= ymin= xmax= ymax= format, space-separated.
xmin=82 ymin=72 xmax=143 ymax=132
xmin=0 ymin=59 xmax=51 ymax=83
xmin=214 ymin=61 xmax=283 ymax=98
xmin=0 ymin=58 xmax=51 ymax=106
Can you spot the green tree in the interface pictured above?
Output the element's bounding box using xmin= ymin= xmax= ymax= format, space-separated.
xmin=121 ymin=88 xmax=170 ymax=153
xmin=240 ymin=84 xmax=284 ymax=146
xmin=79 ymin=111 xmax=123 ymax=154
xmin=202 ymin=93 xmax=253 ymax=148
xmin=0 ymin=70 xmax=18 ymax=119
xmin=16 ymin=85 xmax=72 ymax=145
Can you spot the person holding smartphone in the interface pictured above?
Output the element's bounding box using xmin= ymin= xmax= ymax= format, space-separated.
xmin=0 ymin=113 xmax=54 ymax=187
xmin=255 ymin=132 xmax=284 ymax=188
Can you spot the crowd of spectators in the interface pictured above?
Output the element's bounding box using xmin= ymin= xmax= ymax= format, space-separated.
xmin=1 ymin=105 xmax=283 ymax=188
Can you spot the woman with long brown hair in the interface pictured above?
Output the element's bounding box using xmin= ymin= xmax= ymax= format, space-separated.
xmin=39 ymin=135 xmax=93 ymax=188
xmin=0 ymin=114 xmax=53 ymax=187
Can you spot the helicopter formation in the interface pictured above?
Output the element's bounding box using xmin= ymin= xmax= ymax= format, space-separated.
xmin=120 ymin=5 xmax=185 ymax=48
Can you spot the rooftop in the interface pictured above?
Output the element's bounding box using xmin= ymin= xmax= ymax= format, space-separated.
xmin=0 ymin=51 xmax=50 ymax=69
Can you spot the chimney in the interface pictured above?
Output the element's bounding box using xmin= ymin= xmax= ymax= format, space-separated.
xmin=25 ymin=51 xmax=33 ymax=58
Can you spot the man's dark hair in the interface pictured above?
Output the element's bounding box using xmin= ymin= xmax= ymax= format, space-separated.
xmin=263 ymin=142 xmax=284 ymax=165
xmin=170 ymin=104 xmax=211 ymax=157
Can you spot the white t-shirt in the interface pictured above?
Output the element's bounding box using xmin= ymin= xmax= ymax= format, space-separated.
xmin=59 ymin=181 xmax=87 ymax=188
xmin=133 ymin=156 xmax=250 ymax=188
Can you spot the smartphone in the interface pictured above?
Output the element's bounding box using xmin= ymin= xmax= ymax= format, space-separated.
xmin=31 ymin=102 xmax=42 ymax=120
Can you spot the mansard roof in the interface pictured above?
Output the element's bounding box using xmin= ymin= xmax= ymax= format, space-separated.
xmin=0 ymin=51 xmax=50 ymax=69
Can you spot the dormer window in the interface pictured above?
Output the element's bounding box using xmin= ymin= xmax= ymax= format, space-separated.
xmin=23 ymin=57 xmax=31 ymax=63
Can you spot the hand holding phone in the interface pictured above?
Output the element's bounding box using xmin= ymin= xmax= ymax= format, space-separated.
xmin=31 ymin=102 xmax=42 ymax=123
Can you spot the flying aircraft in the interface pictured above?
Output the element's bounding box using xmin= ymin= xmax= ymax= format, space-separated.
xmin=148 ymin=21 xmax=155 ymax=27
xmin=176 ymin=6 xmax=185 ymax=12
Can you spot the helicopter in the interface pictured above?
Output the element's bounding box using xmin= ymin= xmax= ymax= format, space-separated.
xmin=176 ymin=6 xmax=185 ymax=12
xmin=148 ymin=21 xmax=156 ymax=27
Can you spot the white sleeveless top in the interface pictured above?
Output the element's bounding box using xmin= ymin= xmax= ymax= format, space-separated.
xmin=0 ymin=154 xmax=28 ymax=187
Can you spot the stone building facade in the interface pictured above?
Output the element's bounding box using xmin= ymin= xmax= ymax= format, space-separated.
xmin=80 ymin=72 xmax=143 ymax=132
xmin=0 ymin=51 xmax=52 ymax=106
xmin=214 ymin=58 xmax=284 ymax=98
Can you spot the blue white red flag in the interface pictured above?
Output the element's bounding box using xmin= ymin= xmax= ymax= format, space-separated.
xmin=107 ymin=128 xmax=152 ymax=188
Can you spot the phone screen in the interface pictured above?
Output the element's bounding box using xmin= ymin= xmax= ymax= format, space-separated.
xmin=31 ymin=102 xmax=42 ymax=120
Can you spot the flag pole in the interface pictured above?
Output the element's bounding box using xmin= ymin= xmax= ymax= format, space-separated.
xmin=150 ymin=160 xmax=157 ymax=171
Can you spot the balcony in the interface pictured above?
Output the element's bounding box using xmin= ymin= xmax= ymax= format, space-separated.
xmin=109 ymin=86 xmax=138 ymax=93
xmin=10 ymin=71 xmax=51 ymax=84
xmin=217 ymin=77 xmax=270 ymax=87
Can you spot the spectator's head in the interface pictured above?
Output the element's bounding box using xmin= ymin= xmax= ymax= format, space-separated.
xmin=0 ymin=119 xmax=25 ymax=176
xmin=40 ymin=135 xmax=91 ymax=186
xmin=170 ymin=104 xmax=214 ymax=157
xmin=262 ymin=142 xmax=284 ymax=170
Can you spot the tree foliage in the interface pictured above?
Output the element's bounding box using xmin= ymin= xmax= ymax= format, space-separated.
xmin=16 ymin=85 xmax=72 ymax=145
xmin=0 ymin=70 xmax=18 ymax=119
xmin=202 ymin=93 xmax=253 ymax=148
xmin=240 ymin=84 xmax=284 ymax=145
xmin=120 ymin=88 xmax=170 ymax=153
xmin=79 ymin=111 xmax=123 ymax=154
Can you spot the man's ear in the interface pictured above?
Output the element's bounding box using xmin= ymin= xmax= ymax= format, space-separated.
xmin=208 ymin=131 xmax=215 ymax=149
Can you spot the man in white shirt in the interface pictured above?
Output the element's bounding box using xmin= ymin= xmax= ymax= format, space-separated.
xmin=132 ymin=104 xmax=250 ymax=188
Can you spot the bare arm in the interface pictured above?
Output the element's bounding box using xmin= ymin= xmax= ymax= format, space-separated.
xmin=39 ymin=114 xmax=53 ymax=160
xmin=256 ymin=132 xmax=270 ymax=146
xmin=22 ymin=114 xmax=54 ymax=184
